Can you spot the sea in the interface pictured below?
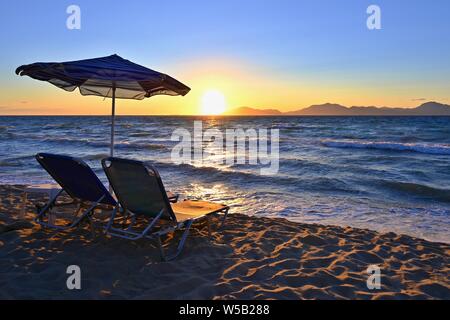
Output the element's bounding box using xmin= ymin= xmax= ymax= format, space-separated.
xmin=1 ymin=116 xmax=449 ymax=243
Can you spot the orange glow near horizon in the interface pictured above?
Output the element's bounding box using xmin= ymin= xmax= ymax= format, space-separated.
xmin=0 ymin=57 xmax=447 ymax=115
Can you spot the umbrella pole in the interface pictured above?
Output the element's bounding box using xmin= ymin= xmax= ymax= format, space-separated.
xmin=110 ymin=86 xmax=116 ymax=157
xmin=108 ymin=86 xmax=116 ymax=194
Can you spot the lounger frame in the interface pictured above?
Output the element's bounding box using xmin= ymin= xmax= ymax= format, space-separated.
xmin=34 ymin=153 xmax=179 ymax=232
xmin=35 ymin=190 xmax=110 ymax=231
xmin=34 ymin=153 xmax=117 ymax=231
xmin=105 ymin=206 xmax=228 ymax=261
xmin=102 ymin=157 xmax=229 ymax=261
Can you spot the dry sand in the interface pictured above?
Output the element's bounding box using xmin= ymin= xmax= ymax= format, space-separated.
xmin=0 ymin=184 xmax=449 ymax=300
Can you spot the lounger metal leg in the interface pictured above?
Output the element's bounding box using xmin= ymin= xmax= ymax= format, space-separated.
xmin=65 ymin=196 xmax=105 ymax=229
xmin=156 ymin=236 xmax=165 ymax=261
xmin=105 ymin=209 xmax=164 ymax=241
xmin=206 ymin=215 xmax=212 ymax=239
xmin=106 ymin=208 xmax=216 ymax=261
xmin=105 ymin=207 xmax=118 ymax=232
xmin=125 ymin=214 xmax=137 ymax=231
xmin=35 ymin=193 xmax=105 ymax=231
xmin=158 ymin=209 xmax=228 ymax=261
xmin=163 ymin=220 xmax=194 ymax=261
xmin=74 ymin=203 xmax=82 ymax=217
xmin=35 ymin=189 xmax=64 ymax=224
xmin=218 ymin=208 xmax=229 ymax=230
xmin=121 ymin=211 xmax=129 ymax=228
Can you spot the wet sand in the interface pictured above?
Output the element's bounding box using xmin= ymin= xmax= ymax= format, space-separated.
xmin=0 ymin=185 xmax=449 ymax=299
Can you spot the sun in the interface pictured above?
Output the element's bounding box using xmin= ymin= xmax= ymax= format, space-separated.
xmin=200 ymin=90 xmax=227 ymax=115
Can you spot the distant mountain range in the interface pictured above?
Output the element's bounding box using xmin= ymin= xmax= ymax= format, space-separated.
xmin=224 ymin=101 xmax=450 ymax=116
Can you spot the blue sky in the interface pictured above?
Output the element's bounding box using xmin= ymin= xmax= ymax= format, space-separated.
xmin=0 ymin=0 xmax=449 ymax=114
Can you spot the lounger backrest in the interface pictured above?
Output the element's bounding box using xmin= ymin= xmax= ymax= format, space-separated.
xmin=36 ymin=153 xmax=116 ymax=206
xmin=101 ymin=157 xmax=175 ymax=221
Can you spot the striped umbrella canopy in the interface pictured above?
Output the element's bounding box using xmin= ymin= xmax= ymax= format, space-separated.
xmin=16 ymin=54 xmax=190 ymax=156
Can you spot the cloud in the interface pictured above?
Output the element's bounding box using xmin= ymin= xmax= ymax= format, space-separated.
xmin=411 ymin=98 xmax=427 ymax=101
xmin=0 ymin=106 xmax=37 ymax=113
xmin=0 ymin=105 xmax=64 ymax=114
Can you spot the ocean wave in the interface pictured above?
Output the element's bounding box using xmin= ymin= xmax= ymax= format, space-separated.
xmin=42 ymin=123 xmax=77 ymax=130
xmin=380 ymin=180 xmax=450 ymax=202
xmin=322 ymin=140 xmax=450 ymax=155
xmin=0 ymin=155 xmax=36 ymax=167
xmin=40 ymin=137 xmax=167 ymax=151
xmin=43 ymin=137 xmax=92 ymax=145
xmin=115 ymin=142 xmax=167 ymax=150
xmin=129 ymin=132 xmax=154 ymax=137
xmin=0 ymin=160 xmax=22 ymax=167
xmin=91 ymin=140 xmax=167 ymax=151
xmin=151 ymin=160 xmax=284 ymax=183
xmin=148 ymin=160 xmax=357 ymax=194
xmin=80 ymin=153 xmax=110 ymax=161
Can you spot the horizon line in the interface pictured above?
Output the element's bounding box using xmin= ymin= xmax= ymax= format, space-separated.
xmin=1 ymin=100 xmax=448 ymax=117
xmin=2 ymin=114 xmax=450 ymax=117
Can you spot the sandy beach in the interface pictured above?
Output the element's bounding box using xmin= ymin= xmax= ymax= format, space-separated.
xmin=0 ymin=184 xmax=449 ymax=300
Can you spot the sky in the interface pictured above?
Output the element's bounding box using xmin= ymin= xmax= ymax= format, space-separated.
xmin=0 ymin=0 xmax=449 ymax=115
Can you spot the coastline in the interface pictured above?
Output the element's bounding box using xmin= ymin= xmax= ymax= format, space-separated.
xmin=1 ymin=184 xmax=449 ymax=299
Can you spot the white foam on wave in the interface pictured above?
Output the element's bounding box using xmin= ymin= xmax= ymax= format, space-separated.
xmin=322 ymin=139 xmax=450 ymax=155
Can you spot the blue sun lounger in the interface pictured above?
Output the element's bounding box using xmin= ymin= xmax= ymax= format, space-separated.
xmin=35 ymin=153 xmax=179 ymax=231
xmin=34 ymin=153 xmax=118 ymax=230
xmin=102 ymin=157 xmax=229 ymax=261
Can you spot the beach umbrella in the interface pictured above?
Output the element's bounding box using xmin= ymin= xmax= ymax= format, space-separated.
xmin=15 ymin=54 xmax=190 ymax=156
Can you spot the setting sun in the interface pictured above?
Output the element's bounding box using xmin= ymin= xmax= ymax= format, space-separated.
xmin=200 ymin=90 xmax=227 ymax=115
